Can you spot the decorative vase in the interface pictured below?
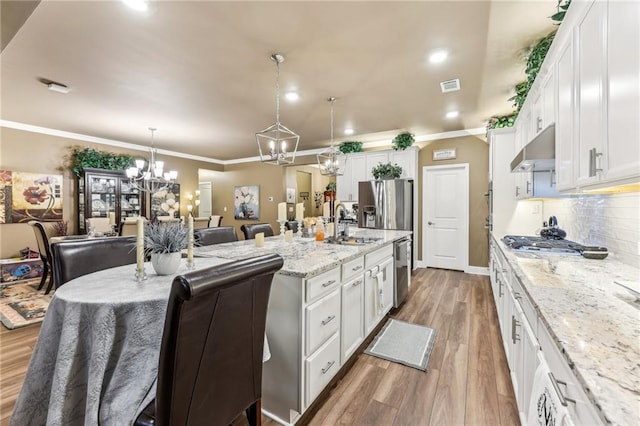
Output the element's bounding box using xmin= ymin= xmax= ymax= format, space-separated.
xmin=151 ymin=252 xmax=181 ymax=275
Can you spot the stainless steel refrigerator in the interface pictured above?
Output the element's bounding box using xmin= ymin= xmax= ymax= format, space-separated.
xmin=358 ymin=179 xmax=413 ymax=231
xmin=358 ymin=179 xmax=413 ymax=308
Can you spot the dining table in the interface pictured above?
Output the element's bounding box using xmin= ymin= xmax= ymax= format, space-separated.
xmin=9 ymin=255 xmax=269 ymax=426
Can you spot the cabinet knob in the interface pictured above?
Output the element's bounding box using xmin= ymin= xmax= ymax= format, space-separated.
xmin=427 ymin=221 xmax=435 ymax=225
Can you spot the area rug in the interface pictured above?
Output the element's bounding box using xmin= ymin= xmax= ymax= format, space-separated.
xmin=0 ymin=279 xmax=52 ymax=329
xmin=364 ymin=318 xmax=437 ymax=371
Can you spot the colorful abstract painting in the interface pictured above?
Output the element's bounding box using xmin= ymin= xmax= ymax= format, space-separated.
xmin=0 ymin=170 xmax=63 ymax=223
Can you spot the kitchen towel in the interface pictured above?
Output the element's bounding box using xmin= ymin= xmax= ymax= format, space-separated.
xmin=528 ymin=352 xmax=574 ymax=426
xmin=375 ymin=271 xmax=384 ymax=315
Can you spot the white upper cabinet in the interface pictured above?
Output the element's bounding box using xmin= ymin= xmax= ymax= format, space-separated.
xmin=389 ymin=147 xmax=419 ymax=179
xmin=555 ymin=34 xmax=575 ymax=191
xmin=603 ymin=0 xmax=640 ymax=185
xmin=336 ymin=153 xmax=366 ymax=202
xmin=542 ymin=65 xmax=556 ymax=129
xmin=365 ymin=151 xmax=390 ymax=178
xmin=575 ymin=0 xmax=607 ymax=187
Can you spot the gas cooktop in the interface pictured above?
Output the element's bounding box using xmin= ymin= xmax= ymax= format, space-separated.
xmin=502 ymin=235 xmax=583 ymax=254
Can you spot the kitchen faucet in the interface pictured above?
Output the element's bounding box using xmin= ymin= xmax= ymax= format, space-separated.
xmin=334 ymin=204 xmax=348 ymax=239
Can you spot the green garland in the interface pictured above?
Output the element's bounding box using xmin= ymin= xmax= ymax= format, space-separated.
xmin=486 ymin=113 xmax=519 ymax=131
xmin=339 ymin=141 xmax=363 ymax=154
xmin=392 ymin=132 xmax=415 ymax=151
xmin=70 ymin=147 xmax=134 ymax=177
xmin=372 ymin=162 xmax=402 ymax=179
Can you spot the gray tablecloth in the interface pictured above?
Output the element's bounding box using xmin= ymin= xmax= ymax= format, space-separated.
xmin=10 ymin=257 xmax=236 ymax=426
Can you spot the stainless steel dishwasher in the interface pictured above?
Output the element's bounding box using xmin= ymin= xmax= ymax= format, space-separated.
xmin=394 ymin=237 xmax=411 ymax=308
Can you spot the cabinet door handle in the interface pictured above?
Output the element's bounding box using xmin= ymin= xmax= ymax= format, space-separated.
xmin=513 ymin=291 xmax=522 ymax=300
xmin=515 ymin=186 xmax=520 ymax=197
xmin=352 ymin=265 xmax=363 ymax=272
xmin=498 ymin=279 xmax=503 ymax=298
xmin=321 ymin=360 xmax=336 ymax=374
xmin=428 ymin=221 xmax=435 ymax=225
xmin=322 ymin=280 xmax=336 ymax=287
xmin=321 ymin=315 xmax=336 ymax=325
xmin=589 ymin=148 xmax=603 ymax=177
xmin=511 ymin=315 xmax=521 ymax=344
xmin=548 ymin=372 xmax=576 ymax=406
xmin=537 ymin=117 xmax=543 ymax=132
xmin=526 ymin=180 xmax=531 ymax=194
xmin=352 ymin=279 xmax=362 ymax=287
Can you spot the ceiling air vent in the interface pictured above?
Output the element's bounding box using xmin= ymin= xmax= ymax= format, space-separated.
xmin=440 ymin=79 xmax=461 ymax=93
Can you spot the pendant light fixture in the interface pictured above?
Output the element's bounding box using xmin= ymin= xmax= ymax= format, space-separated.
xmin=126 ymin=127 xmax=178 ymax=192
xmin=317 ymin=97 xmax=346 ymax=176
xmin=255 ymin=53 xmax=299 ymax=165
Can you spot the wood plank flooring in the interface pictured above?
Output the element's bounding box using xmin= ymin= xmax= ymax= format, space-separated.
xmin=0 ymin=268 xmax=519 ymax=426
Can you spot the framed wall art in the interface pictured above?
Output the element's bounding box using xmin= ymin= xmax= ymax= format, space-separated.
xmin=234 ymin=185 xmax=259 ymax=220
xmin=150 ymin=183 xmax=180 ymax=220
xmin=0 ymin=170 xmax=63 ymax=224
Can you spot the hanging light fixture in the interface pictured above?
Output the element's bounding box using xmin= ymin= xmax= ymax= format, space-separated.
xmin=126 ymin=127 xmax=178 ymax=192
xmin=255 ymin=53 xmax=299 ymax=165
xmin=317 ymin=97 xmax=346 ymax=176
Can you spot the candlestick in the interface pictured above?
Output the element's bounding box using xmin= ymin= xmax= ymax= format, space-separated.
xmin=278 ymin=202 xmax=287 ymax=221
xmin=255 ymin=232 xmax=265 ymax=247
xmin=278 ymin=220 xmax=286 ymax=237
xmin=323 ymin=202 xmax=330 ymax=219
xmin=135 ymin=218 xmax=147 ymax=281
xmin=187 ymin=215 xmax=195 ymax=269
xmin=295 ymin=203 xmax=304 ymax=221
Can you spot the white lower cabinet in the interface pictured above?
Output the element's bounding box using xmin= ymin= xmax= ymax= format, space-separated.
xmin=364 ymin=246 xmax=394 ymax=335
xmin=490 ymin=239 xmax=601 ymax=425
xmin=341 ymin=275 xmax=365 ymax=364
xmin=305 ymin=332 xmax=340 ymax=407
xmin=263 ymin=245 xmax=395 ymax=424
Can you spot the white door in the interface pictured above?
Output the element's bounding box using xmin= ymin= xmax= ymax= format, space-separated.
xmin=198 ymin=181 xmax=212 ymax=218
xmin=423 ymin=164 xmax=469 ymax=271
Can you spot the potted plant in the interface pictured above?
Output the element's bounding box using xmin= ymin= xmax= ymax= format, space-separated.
xmin=144 ymin=221 xmax=188 ymax=275
xmin=372 ymin=162 xmax=403 ymax=179
xmin=326 ymin=182 xmax=336 ymax=192
xmin=339 ymin=141 xmax=363 ymax=154
xmin=392 ymin=132 xmax=414 ymax=151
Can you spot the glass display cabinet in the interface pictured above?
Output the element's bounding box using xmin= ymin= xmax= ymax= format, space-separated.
xmin=77 ymin=168 xmax=146 ymax=234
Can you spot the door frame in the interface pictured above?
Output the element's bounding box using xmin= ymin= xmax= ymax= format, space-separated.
xmin=421 ymin=163 xmax=469 ymax=272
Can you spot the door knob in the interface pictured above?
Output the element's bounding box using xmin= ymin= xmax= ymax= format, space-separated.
xmin=428 ymin=221 xmax=435 ymax=225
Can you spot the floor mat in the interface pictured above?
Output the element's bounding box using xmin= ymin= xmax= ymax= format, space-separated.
xmin=364 ymin=318 xmax=437 ymax=371
xmin=0 ymin=279 xmax=52 ymax=329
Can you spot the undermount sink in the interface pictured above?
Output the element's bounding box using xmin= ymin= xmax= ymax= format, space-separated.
xmin=324 ymin=236 xmax=382 ymax=246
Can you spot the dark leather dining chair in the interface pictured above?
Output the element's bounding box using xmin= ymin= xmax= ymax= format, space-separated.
xmin=194 ymin=226 xmax=238 ymax=246
xmin=240 ymin=223 xmax=274 ymax=240
xmin=51 ymin=236 xmax=137 ymax=288
xmin=284 ymin=220 xmax=300 ymax=233
xmin=134 ymin=253 xmax=284 ymax=426
xmin=28 ymin=221 xmax=58 ymax=294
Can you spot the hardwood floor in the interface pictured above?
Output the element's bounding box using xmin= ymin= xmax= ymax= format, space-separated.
xmin=0 ymin=268 xmax=518 ymax=426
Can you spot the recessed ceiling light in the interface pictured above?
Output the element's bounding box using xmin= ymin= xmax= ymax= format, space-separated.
xmin=344 ymin=128 xmax=355 ymax=135
xmin=122 ymin=0 xmax=149 ymax=12
xmin=429 ymin=50 xmax=448 ymax=64
xmin=446 ymin=111 xmax=459 ymax=119
xmin=285 ymin=91 xmax=299 ymax=101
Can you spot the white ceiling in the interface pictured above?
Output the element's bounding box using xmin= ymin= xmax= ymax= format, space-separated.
xmin=0 ymin=0 xmax=556 ymax=161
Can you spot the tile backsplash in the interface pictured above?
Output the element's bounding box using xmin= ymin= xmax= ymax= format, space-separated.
xmin=543 ymin=192 xmax=640 ymax=268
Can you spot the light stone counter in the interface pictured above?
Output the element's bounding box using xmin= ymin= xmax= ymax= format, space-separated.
xmin=194 ymin=228 xmax=412 ymax=278
xmin=492 ymin=234 xmax=640 ymax=426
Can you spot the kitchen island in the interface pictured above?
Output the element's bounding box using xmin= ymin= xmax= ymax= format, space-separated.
xmin=195 ymin=228 xmax=412 ymax=424
xmin=490 ymin=234 xmax=639 ymax=426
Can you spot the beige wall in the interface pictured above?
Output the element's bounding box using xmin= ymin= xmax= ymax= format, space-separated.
xmin=417 ymin=135 xmax=489 ymax=267
xmin=0 ymin=127 xmax=222 ymax=258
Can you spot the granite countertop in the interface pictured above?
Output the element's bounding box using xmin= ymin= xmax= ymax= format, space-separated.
xmin=492 ymin=234 xmax=640 ymax=426
xmin=194 ymin=228 xmax=412 ymax=278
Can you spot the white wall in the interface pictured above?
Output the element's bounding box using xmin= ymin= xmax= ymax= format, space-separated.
xmin=542 ymin=193 xmax=640 ymax=267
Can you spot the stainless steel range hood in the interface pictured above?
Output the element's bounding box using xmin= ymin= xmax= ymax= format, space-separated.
xmin=510 ymin=123 xmax=555 ymax=172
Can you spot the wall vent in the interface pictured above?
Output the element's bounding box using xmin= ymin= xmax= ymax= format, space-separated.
xmin=440 ymin=79 xmax=461 ymax=93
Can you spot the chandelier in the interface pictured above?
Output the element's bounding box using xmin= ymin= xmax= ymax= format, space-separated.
xmin=125 ymin=127 xmax=178 ymax=192
xmin=316 ymin=97 xmax=346 ymax=176
xmin=255 ymin=53 xmax=299 ymax=165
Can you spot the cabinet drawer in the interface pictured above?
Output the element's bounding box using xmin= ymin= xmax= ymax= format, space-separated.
xmin=537 ymin=322 xmax=601 ymax=424
xmin=365 ymin=244 xmax=393 ymax=269
xmin=306 ymin=267 xmax=341 ymax=303
xmin=305 ymin=332 xmax=340 ymax=407
xmin=305 ymin=289 xmax=341 ymax=356
xmin=341 ymin=256 xmax=364 ymax=282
